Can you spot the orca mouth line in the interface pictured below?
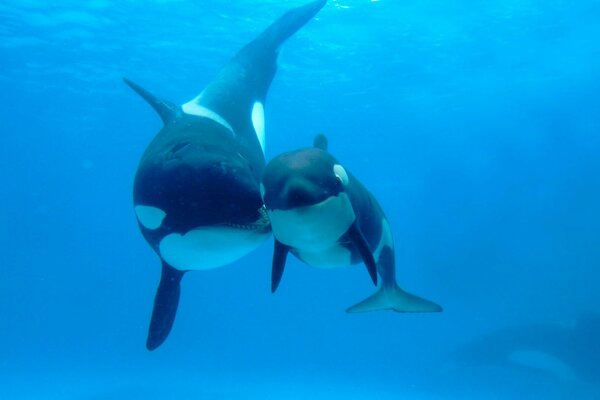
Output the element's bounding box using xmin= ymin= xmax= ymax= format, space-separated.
xmin=223 ymin=206 xmax=271 ymax=232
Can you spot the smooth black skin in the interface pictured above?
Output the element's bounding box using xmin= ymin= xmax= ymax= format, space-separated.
xmin=134 ymin=115 xmax=266 ymax=237
xmin=346 ymin=222 xmax=378 ymax=285
xmin=146 ymin=262 xmax=184 ymax=351
xmin=127 ymin=0 xmax=327 ymax=351
xmin=123 ymin=79 xmax=180 ymax=125
xmin=271 ymin=240 xmax=289 ymax=293
xmin=263 ymin=135 xmax=396 ymax=293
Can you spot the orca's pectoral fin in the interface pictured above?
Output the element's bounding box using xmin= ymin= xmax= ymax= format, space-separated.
xmin=271 ymin=239 xmax=290 ymax=293
xmin=146 ymin=261 xmax=185 ymax=351
xmin=347 ymin=222 xmax=378 ymax=286
xmin=123 ymin=78 xmax=180 ymax=125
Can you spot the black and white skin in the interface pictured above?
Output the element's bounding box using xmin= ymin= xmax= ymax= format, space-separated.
xmin=126 ymin=0 xmax=327 ymax=350
xmin=262 ymin=134 xmax=442 ymax=314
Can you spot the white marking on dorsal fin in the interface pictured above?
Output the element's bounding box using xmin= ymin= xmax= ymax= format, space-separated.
xmin=135 ymin=205 xmax=166 ymax=230
xmin=251 ymin=101 xmax=265 ymax=153
xmin=182 ymin=94 xmax=235 ymax=135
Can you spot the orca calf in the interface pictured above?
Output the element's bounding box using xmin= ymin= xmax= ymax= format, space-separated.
xmin=126 ymin=0 xmax=326 ymax=350
xmin=261 ymin=134 xmax=442 ymax=313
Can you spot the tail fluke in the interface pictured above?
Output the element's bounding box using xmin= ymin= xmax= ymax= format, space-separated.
xmin=251 ymin=0 xmax=326 ymax=53
xmin=146 ymin=262 xmax=185 ymax=351
xmin=346 ymin=284 xmax=442 ymax=313
xmin=190 ymin=0 xmax=326 ymax=137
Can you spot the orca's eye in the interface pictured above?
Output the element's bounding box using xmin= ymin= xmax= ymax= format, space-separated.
xmin=333 ymin=164 xmax=349 ymax=186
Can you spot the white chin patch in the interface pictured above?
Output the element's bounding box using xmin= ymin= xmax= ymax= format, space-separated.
xmin=296 ymin=245 xmax=352 ymax=269
xmin=251 ymin=101 xmax=265 ymax=153
xmin=269 ymin=193 xmax=355 ymax=251
xmin=135 ymin=205 xmax=166 ymax=230
xmin=159 ymin=226 xmax=269 ymax=271
xmin=182 ymin=95 xmax=235 ymax=135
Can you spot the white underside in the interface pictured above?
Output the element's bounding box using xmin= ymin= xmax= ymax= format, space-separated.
xmin=269 ymin=193 xmax=356 ymax=268
xmin=182 ymin=95 xmax=235 ymax=135
xmin=181 ymin=94 xmax=266 ymax=154
xmin=159 ymin=226 xmax=269 ymax=271
xmin=508 ymin=350 xmax=578 ymax=382
xmin=251 ymin=101 xmax=265 ymax=152
xmin=295 ymin=244 xmax=352 ymax=268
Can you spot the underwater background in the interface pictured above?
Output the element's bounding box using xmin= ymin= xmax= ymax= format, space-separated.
xmin=1 ymin=0 xmax=599 ymax=398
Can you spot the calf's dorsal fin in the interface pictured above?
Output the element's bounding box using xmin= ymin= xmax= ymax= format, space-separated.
xmin=313 ymin=133 xmax=328 ymax=150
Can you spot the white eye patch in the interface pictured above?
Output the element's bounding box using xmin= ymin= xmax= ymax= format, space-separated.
xmin=333 ymin=164 xmax=349 ymax=185
xmin=135 ymin=205 xmax=166 ymax=230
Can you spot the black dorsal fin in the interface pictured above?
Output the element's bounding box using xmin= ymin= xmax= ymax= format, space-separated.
xmin=313 ymin=133 xmax=328 ymax=151
xmin=123 ymin=78 xmax=179 ymax=125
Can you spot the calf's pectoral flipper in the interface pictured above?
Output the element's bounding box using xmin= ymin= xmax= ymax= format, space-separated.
xmin=271 ymin=239 xmax=290 ymax=293
xmin=347 ymin=222 xmax=378 ymax=286
xmin=146 ymin=262 xmax=185 ymax=351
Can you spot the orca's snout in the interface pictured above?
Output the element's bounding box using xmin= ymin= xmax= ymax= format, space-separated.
xmin=266 ymin=178 xmax=330 ymax=210
xmin=283 ymin=181 xmax=315 ymax=206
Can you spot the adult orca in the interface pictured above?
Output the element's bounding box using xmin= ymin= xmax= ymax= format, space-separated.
xmin=261 ymin=134 xmax=442 ymax=313
xmin=126 ymin=0 xmax=327 ymax=351
xmin=455 ymin=313 xmax=600 ymax=384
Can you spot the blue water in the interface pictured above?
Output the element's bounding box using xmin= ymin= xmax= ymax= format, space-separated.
xmin=1 ymin=0 xmax=599 ymax=398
